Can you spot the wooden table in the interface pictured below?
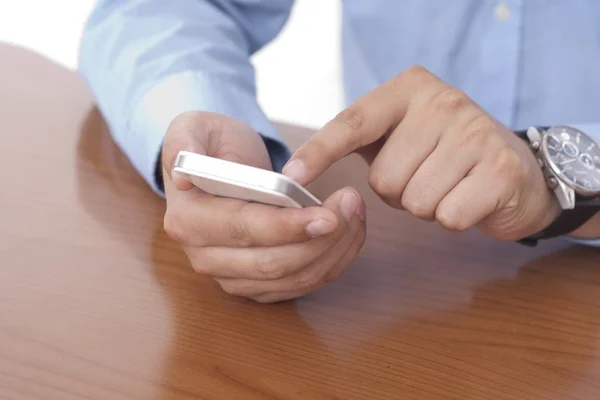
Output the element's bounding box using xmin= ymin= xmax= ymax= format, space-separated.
xmin=1 ymin=43 xmax=599 ymax=400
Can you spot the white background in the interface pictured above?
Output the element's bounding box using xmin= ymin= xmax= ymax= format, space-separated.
xmin=0 ymin=1 xmax=344 ymax=129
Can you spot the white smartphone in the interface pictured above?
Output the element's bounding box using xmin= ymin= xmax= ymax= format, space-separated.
xmin=172 ymin=151 xmax=322 ymax=208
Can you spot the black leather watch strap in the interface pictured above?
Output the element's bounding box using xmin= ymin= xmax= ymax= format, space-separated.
xmin=517 ymin=200 xmax=600 ymax=246
xmin=514 ymin=126 xmax=600 ymax=246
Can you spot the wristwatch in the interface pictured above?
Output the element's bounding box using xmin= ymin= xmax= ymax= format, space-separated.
xmin=515 ymin=125 xmax=600 ymax=246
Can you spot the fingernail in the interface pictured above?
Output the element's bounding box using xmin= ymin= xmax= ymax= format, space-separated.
xmin=305 ymin=219 xmax=336 ymax=237
xmin=282 ymin=159 xmax=306 ymax=182
xmin=340 ymin=193 xmax=360 ymax=222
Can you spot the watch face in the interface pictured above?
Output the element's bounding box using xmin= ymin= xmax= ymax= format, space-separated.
xmin=543 ymin=126 xmax=600 ymax=195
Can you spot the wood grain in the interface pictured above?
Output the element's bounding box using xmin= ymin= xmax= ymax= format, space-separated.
xmin=0 ymin=42 xmax=599 ymax=399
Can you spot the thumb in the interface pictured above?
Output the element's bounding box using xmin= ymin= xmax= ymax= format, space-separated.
xmin=322 ymin=187 xmax=366 ymax=224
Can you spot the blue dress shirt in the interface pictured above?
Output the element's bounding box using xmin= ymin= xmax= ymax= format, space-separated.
xmin=79 ymin=0 xmax=600 ymax=245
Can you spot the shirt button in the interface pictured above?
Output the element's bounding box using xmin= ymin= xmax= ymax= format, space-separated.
xmin=494 ymin=2 xmax=511 ymax=21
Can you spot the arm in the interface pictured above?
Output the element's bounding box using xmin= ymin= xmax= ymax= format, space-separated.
xmin=81 ymin=1 xmax=367 ymax=304
xmin=78 ymin=0 xmax=294 ymax=195
xmin=282 ymin=66 xmax=600 ymax=248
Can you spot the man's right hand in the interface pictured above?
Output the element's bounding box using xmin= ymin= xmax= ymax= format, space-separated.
xmin=161 ymin=112 xmax=367 ymax=303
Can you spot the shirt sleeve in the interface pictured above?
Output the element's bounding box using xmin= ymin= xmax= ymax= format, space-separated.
xmin=78 ymin=0 xmax=294 ymax=195
xmin=564 ymin=123 xmax=600 ymax=247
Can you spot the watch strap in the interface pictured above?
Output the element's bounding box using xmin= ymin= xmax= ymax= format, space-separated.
xmin=517 ymin=201 xmax=600 ymax=246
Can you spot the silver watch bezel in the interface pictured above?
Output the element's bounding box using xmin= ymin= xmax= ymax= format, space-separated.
xmin=538 ymin=125 xmax=600 ymax=198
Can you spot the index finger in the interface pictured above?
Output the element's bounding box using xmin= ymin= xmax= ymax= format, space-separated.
xmin=282 ymin=66 xmax=443 ymax=185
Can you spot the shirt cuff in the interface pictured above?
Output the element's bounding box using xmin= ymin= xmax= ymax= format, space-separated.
xmin=565 ymin=236 xmax=600 ymax=247
xmin=126 ymin=71 xmax=291 ymax=196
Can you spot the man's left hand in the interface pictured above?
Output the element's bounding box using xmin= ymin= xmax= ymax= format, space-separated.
xmin=283 ymin=66 xmax=560 ymax=241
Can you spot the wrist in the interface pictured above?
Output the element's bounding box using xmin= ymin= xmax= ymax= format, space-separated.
xmin=531 ymin=189 xmax=562 ymax=235
xmin=523 ymin=171 xmax=562 ymax=237
xmin=513 ymin=125 xmax=600 ymax=245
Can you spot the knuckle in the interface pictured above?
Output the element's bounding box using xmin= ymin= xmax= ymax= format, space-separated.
xmin=460 ymin=114 xmax=495 ymax=148
xmin=169 ymin=111 xmax=219 ymax=137
xmin=189 ymin=251 xmax=211 ymax=275
xmin=401 ymin=65 xmax=432 ymax=81
xmin=218 ymin=281 xmax=239 ymax=296
xmin=324 ymin=269 xmax=344 ymax=285
xmin=401 ymin=196 xmax=434 ymax=220
xmin=335 ymin=107 xmax=366 ymax=132
xmin=431 ymin=87 xmax=470 ymax=115
xmin=228 ymin=217 xmax=252 ymax=247
xmin=395 ymin=65 xmax=439 ymax=93
xmin=175 ymin=110 xmax=202 ymax=121
xmin=252 ymin=294 xmax=279 ymax=304
xmin=167 ymin=111 xmax=197 ymax=132
xmin=163 ymin=210 xmax=187 ymax=244
xmin=495 ymin=147 xmax=527 ymax=185
xmin=368 ymin=170 xmax=398 ymax=200
xmin=255 ymin=255 xmax=287 ymax=280
xmin=401 ymin=181 xmax=437 ymax=220
xmin=201 ymin=115 xmax=225 ymax=137
xmin=465 ymin=112 xmax=495 ymax=131
xmin=295 ymin=270 xmax=321 ymax=290
xmin=436 ymin=207 xmax=468 ymax=232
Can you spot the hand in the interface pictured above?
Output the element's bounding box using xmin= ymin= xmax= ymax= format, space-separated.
xmin=283 ymin=66 xmax=560 ymax=241
xmin=161 ymin=111 xmax=366 ymax=303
